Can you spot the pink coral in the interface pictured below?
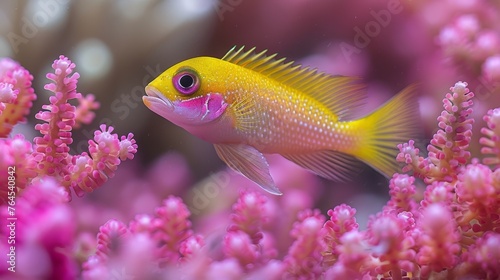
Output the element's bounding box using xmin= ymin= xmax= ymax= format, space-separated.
xmin=0 ymin=56 xmax=137 ymax=203
xmin=483 ymin=55 xmax=500 ymax=82
xmin=456 ymin=160 xmax=494 ymax=202
xmin=228 ymin=190 xmax=270 ymax=244
xmin=416 ymin=203 xmax=460 ymax=278
xmin=153 ymin=195 xmax=194 ymax=264
xmin=70 ymin=124 xmax=137 ymax=194
xmin=464 ymin=233 xmax=500 ymax=279
xmin=223 ymin=230 xmax=260 ymax=267
xmin=283 ymin=209 xmax=326 ymax=279
xmin=0 ymin=58 xmax=36 ymax=137
xmin=397 ymin=81 xmax=474 ymax=183
xmin=325 ymin=230 xmax=371 ymax=279
xmin=480 ymin=108 xmax=500 ymax=166
xmin=434 ymin=2 xmax=500 ymax=84
xmin=0 ymin=178 xmax=76 ymax=280
xmin=32 ymin=56 xmax=137 ymax=196
xmin=420 ymin=181 xmax=454 ymax=208
xmin=321 ymin=204 xmax=358 ymax=266
xmin=81 ymin=196 xmax=196 ymax=279
xmin=455 ymin=160 xmax=500 ymax=237
xmin=224 ymin=190 xmax=275 ymax=268
xmin=367 ymin=214 xmax=416 ymax=279
xmin=0 ymin=134 xmax=36 ymax=199
xmin=74 ymin=94 xmax=100 ymax=129
xmin=383 ymin=173 xmax=418 ymax=215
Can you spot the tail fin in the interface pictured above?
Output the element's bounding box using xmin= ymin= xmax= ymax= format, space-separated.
xmin=352 ymin=84 xmax=420 ymax=178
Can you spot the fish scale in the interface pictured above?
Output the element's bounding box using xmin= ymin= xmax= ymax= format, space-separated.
xmin=217 ymin=64 xmax=344 ymax=151
xmin=223 ymin=65 xmax=358 ymax=154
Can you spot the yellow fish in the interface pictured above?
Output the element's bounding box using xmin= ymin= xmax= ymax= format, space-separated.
xmin=143 ymin=46 xmax=419 ymax=195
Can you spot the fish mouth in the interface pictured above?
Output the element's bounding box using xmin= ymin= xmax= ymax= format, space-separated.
xmin=143 ymin=86 xmax=174 ymax=112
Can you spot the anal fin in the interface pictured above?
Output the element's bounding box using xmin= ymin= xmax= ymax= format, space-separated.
xmin=283 ymin=150 xmax=362 ymax=181
xmin=214 ymin=144 xmax=282 ymax=195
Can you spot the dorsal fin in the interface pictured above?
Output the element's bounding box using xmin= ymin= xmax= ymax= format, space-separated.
xmin=222 ymin=46 xmax=366 ymax=120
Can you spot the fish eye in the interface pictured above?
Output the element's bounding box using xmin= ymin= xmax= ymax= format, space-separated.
xmin=173 ymin=69 xmax=199 ymax=95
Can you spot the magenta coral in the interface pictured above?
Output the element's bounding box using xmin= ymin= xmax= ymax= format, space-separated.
xmin=324 ymin=230 xmax=371 ymax=279
xmin=0 ymin=178 xmax=76 ymax=280
xmin=283 ymin=209 xmax=326 ymax=279
xmin=153 ymin=195 xmax=194 ymax=264
xmin=397 ymin=81 xmax=474 ymax=183
xmin=32 ymin=56 xmax=138 ymax=196
xmin=228 ymin=190 xmax=270 ymax=244
xmin=0 ymin=134 xmax=36 ymax=199
xmin=416 ymin=203 xmax=460 ymax=278
xmin=383 ymin=174 xmax=418 ymax=215
xmin=455 ymin=160 xmax=500 ymax=239
xmin=367 ymin=213 xmax=416 ymax=278
xmin=69 ymin=125 xmax=138 ymax=194
xmin=321 ymin=204 xmax=358 ymax=266
xmin=434 ymin=3 xmax=500 ymax=87
xmin=0 ymin=58 xmax=36 ymax=137
xmin=74 ymin=93 xmax=100 ymax=129
xmin=480 ymin=108 xmax=500 ymax=166
xmin=464 ymin=233 xmax=500 ymax=278
xmin=0 ymin=56 xmax=137 ymax=203
xmin=223 ymin=190 xmax=278 ymax=269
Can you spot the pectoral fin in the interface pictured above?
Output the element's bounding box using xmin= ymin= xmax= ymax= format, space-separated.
xmin=214 ymin=144 xmax=282 ymax=195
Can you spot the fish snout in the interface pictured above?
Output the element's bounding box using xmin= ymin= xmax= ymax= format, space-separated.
xmin=143 ymin=85 xmax=174 ymax=112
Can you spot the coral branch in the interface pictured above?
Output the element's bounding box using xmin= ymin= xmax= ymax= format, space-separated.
xmin=0 ymin=58 xmax=36 ymax=137
xmin=153 ymin=196 xmax=193 ymax=264
xmin=0 ymin=55 xmax=138 ymax=202
xmin=284 ymin=209 xmax=326 ymax=279
xmin=397 ymin=81 xmax=474 ymax=183
xmin=480 ymin=108 xmax=500 ymax=166
xmin=416 ymin=203 xmax=460 ymax=278
xmin=321 ymin=204 xmax=358 ymax=267
xmin=367 ymin=214 xmax=416 ymax=279
xmin=74 ymin=93 xmax=100 ymax=129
